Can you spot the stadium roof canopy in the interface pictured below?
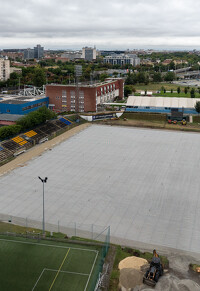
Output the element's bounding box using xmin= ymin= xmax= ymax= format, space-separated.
xmin=126 ymin=96 xmax=200 ymax=108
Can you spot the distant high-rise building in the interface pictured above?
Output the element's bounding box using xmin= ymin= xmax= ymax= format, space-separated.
xmin=34 ymin=44 xmax=44 ymax=59
xmin=0 ymin=57 xmax=10 ymax=81
xmin=23 ymin=48 xmax=34 ymax=60
xmin=82 ymin=47 xmax=96 ymax=61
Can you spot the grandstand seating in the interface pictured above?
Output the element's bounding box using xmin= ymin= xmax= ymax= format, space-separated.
xmin=59 ymin=117 xmax=72 ymax=125
xmin=54 ymin=120 xmax=69 ymax=128
xmin=12 ymin=136 xmax=28 ymax=146
xmin=38 ymin=122 xmax=59 ymax=135
xmin=0 ymin=146 xmax=12 ymax=162
xmin=24 ymin=130 xmax=37 ymax=138
xmin=1 ymin=140 xmax=21 ymax=153
xmin=0 ymin=117 xmax=74 ymax=163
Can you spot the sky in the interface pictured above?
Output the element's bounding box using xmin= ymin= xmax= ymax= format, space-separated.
xmin=1 ymin=0 xmax=200 ymax=50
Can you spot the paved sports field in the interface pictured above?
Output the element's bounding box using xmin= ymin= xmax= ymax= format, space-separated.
xmin=0 ymin=125 xmax=200 ymax=254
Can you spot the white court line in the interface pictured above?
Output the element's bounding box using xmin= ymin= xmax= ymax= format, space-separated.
xmin=46 ymin=268 xmax=90 ymax=276
xmin=32 ymin=268 xmax=91 ymax=291
xmin=0 ymin=238 xmax=98 ymax=253
xmin=84 ymin=251 xmax=99 ymax=291
xmin=32 ymin=268 xmax=45 ymax=291
xmin=1 ymin=238 xmax=100 ymax=291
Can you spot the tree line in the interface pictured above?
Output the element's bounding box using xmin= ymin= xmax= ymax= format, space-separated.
xmin=0 ymin=107 xmax=56 ymax=140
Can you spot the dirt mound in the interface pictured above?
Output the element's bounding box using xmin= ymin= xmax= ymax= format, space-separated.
xmin=119 ymin=256 xmax=148 ymax=271
xmin=155 ymin=275 xmax=200 ymax=291
xmin=119 ymin=268 xmax=144 ymax=289
xmin=119 ymin=256 xmax=149 ymax=290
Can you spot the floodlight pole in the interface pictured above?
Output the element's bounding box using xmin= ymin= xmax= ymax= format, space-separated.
xmin=38 ymin=176 xmax=48 ymax=236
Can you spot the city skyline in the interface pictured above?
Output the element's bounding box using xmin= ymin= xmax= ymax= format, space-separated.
xmin=1 ymin=0 xmax=200 ymax=50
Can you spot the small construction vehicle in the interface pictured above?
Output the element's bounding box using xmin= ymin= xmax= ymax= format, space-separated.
xmin=181 ymin=119 xmax=187 ymax=125
xmin=143 ymin=250 xmax=163 ymax=287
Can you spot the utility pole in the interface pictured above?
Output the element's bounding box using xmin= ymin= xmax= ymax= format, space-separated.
xmin=38 ymin=176 xmax=48 ymax=236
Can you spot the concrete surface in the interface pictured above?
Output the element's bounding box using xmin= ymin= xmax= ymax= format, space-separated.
xmin=1 ymin=125 xmax=200 ymax=254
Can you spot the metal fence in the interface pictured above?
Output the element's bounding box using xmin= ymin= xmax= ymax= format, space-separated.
xmin=0 ymin=213 xmax=110 ymax=291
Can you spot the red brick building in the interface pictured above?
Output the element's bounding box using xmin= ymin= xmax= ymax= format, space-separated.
xmin=46 ymin=78 xmax=124 ymax=112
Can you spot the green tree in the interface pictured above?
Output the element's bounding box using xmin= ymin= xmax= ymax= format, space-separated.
xmin=153 ymin=72 xmax=162 ymax=83
xmin=33 ymin=68 xmax=46 ymax=87
xmin=171 ymin=89 xmax=173 ymax=94
xmin=99 ymin=73 xmax=109 ymax=82
xmin=17 ymin=106 xmax=56 ymax=130
xmin=144 ymin=73 xmax=149 ymax=85
xmin=184 ymin=87 xmax=188 ymax=94
xmin=164 ymin=72 xmax=175 ymax=82
xmin=125 ymin=73 xmax=137 ymax=85
xmin=177 ymin=87 xmax=181 ymax=94
xmin=195 ymin=101 xmax=200 ymax=113
xmin=169 ymin=61 xmax=175 ymax=70
xmin=164 ymin=88 xmax=166 ymax=94
xmin=10 ymin=72 xmax=18 ymax=80
xmin=137 ymin=72 xmax=146 ymax=83
xmin=124 ymin=85 xmax=132 ymax=97
xmin=190 ymin=88 xmax=195 ymax=98
xmin=0 ymin=125 xmax=21 ymax=140
xmin=113 ymin=72 xmax=118 ymax=77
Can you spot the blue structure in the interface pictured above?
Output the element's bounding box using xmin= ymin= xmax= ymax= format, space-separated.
xmin=125 ymin=107 xmax=197 ymax=115
xmin=0 ymin=96 xmax=49 ymax=115
xmin=59 ymin=117 xmax=72 ymax=125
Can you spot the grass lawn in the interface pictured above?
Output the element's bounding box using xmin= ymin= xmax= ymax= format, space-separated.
xmin=154 ymin=92 xmax=200 ymax=98
xmin=0 ymin=235 xmax=101 ymax=291
xmin=134 ymin=83 xmax=186 ymax=91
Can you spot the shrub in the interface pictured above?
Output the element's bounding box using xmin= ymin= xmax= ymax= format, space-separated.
xmin=0 ymin=125 xmax=21 ymax=140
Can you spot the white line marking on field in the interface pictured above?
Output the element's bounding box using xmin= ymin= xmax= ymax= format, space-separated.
xmin=32 ymin=268 xmax=91 ymax=291
xmin=0 ymin=238 xmax=100 ymax=291
xmin=49 ymin=248 xmax=70 ymax=291
xmin=0 ymin=238 xmax=98 ymax=253
xmin=84 ymin=251 xmax=99 ymax=291
xmin=32 ymin=268 xmax=45 ymax=291
xmin=46 ymin=268 xmax=90 ymax=276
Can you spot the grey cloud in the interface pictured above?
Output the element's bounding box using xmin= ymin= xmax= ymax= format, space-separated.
xmin=0 ymin=0 xmax=200 ymax=48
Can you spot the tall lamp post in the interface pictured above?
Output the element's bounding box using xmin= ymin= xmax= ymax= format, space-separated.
xmin=38 ymin=176 xmax=48 ymax=236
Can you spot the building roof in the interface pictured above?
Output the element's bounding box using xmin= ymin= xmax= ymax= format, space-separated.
xmin=0 ymin=95 xmax=46 ymax=105
xmin=47 ymin=78 xmax=123 ymax=89
xmin=126 ymin=96 xmax=200 ymax=108
xmin=0 ymin=114 xmax=22 ymax=121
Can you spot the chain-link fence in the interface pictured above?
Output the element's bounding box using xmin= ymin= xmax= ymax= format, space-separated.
xmin=0 ymin=213 xmax=110 ymax=291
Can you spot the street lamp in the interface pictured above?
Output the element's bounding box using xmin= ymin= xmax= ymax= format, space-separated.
xmin=38 ymin=176 xmax=48 ymax=236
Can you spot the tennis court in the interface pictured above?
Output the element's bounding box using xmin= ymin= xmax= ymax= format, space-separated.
xmin=0 ymin=235 xmax=101 ymax=291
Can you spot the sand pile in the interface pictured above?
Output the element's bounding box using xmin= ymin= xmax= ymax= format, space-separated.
xmin=119 ymin=256 xmax=148 ymax=290
xmin=119 ymin=256 xmax=148 ymax=271
xmin=119 ymin=268 xmax=143 ymax=290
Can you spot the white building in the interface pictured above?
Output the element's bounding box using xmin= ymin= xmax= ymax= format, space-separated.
xmin=61 ymin=51 xmax=82 ymax=60
xmin=82 ymin=47 xmax=97 ymax=61
xmin=104 ymin=54 xmax=140 ymax=66
xmin=0 ymin=58 xmax=10 ymax=81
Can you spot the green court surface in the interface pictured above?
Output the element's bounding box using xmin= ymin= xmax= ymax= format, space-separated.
xmin=0 ymin=235 xmax=102 ymax=291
